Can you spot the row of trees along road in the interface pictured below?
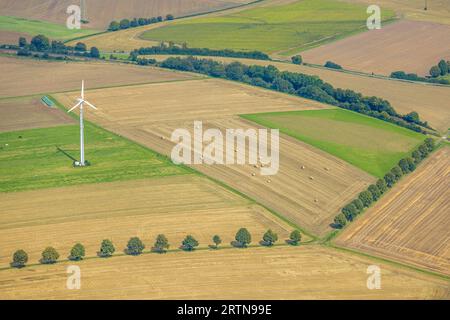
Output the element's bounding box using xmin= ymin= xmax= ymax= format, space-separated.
xmin=11 ymin=229 xmax=302 ymax=268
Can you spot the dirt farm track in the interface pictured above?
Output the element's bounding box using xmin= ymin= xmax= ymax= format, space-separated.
xmin=336 ymin=147 xmax=450 ymax=276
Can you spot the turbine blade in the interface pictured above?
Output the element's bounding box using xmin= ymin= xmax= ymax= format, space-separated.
xmin=84 ymin=100 xmax=97 ymax=110
xmin=68 ymin=101 xmax=82 ymax=113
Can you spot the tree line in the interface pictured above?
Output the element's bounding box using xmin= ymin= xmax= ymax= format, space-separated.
xmin=390 ymin=59 xmax=450 ymax=85
xmin=14 ymin=35 xmax=100 ymax=60
xmin=108 ymin=14 xmax=174 ymax=31
xmin=130 ymin=43 xmax=270 ymax=61
xmin=10 ymin=228 xmax=302 ymax=268
xmin=156 ymin=56 xmax=428 ymax=133
xmin=429 ymin=59 xmax=450 ymax=78
xmin=333 ymin=138 xmax=436 ymax=229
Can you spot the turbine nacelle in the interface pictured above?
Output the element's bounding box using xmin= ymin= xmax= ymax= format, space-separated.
xmin=68 ymin=80 xmax=97 ymax=113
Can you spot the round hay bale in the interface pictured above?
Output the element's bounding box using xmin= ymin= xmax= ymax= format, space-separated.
xmin=301 ymin=165 xmax=306 ymax=169
xmin=251 ymin=172 xmax=256 ymax=176
xmin=309 ymin=176 xmax=314 ymax=180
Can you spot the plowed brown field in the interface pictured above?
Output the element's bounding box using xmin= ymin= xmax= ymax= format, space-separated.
xmin=0 ymin=56 xmax=198 ymax=97
xmin=301 ymin=20 xmax=450 ymax=76
xmin=0 ymin=96 xmax=74 ymax=132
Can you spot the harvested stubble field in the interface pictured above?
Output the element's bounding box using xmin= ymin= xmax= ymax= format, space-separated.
xmin=0 ymin=0 xmax=253 ymax=30
xmin=54 ymin=79 xmax=375 ymax=236
xmin=243 ymin=109 xmax=425 ymax=178
xmin=0 ymin=56 xmax=198 ymax=98
xmin=0 ymin=96 xmax=74 ymax=132
xmin=1 ymin=245 xmax=448 ymax=299
xmin=0 ymin=175 xmax=294 ymax=268
xmin=336 ymin=147 xmax=450 ymax=276
xmin=151 ymin=56 xmax=450 ymax=133
xmin=300 ymin=20 xmax=450 ymax=76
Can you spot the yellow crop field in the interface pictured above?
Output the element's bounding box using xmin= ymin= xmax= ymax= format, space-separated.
xmin=1 ymin=245 xmax=448 ymax=299
xmin=0 ymin=175 xmax=295 ymax=268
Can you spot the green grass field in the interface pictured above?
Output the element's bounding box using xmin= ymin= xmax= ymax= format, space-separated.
xmin=242 ymin=109 xmax=424 ymax=177
xmin=0 ymin=123 xmax=190 ymax=192
xmin=437 ymin=74 xmax=450 ymax=82
xmin=100 ymin=52 xmax=130 ymax=60
xmin=141 ymin=0 xmax=395 ymax=54
xmin=0 ymin=16 xmax=99 ymax=40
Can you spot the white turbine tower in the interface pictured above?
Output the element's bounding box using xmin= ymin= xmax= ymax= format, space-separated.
xmin=68 ymin=80 xmax=97 ymax=166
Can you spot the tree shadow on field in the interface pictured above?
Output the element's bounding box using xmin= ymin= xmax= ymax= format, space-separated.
xmin=151 ymin=247 xmax=167 ymax=254
xmin=329 ymin=222 xmax=342 ymax=229
xmin=285 ymin=239 xmax=299 ymax=246
xmin=259 ymin=240 xmax=274 ymax=247
xmin=230 ymin=240 xmax=247 ymax=248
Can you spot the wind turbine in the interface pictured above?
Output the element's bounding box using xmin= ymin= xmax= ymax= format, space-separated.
xmin=80 ymin=0 xmax=87 ymax=22
xmin=68 ymin=80 xmax=97 ymax=166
